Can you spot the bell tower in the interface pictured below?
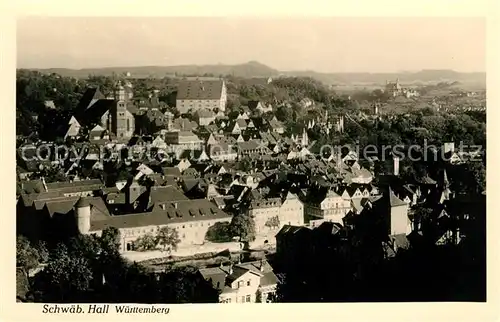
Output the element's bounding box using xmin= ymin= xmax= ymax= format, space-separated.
xmin=113 ymin=81 xmax=132 ymax=139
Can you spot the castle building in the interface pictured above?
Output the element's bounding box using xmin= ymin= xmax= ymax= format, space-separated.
xmin=75 ymin=197 xmax=232 ymax=252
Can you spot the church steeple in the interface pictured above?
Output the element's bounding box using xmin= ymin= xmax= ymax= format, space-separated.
xmin=114 ymin=81 xmax=126 ymax=102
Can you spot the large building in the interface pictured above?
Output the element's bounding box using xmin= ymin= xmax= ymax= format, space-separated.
xmin=77 ymin=197 xmax=232 ymax=251
xmin=68 ymin=83 xmax=137 ymax=141
xmin=176 ymin=79 xmax=227 ymax=114
xmin=249 ymin=192 xmax=304 ymax=242
xmin=303 ymin=188 xmax=352 ymax=227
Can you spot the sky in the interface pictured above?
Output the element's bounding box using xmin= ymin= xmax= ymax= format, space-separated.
xmin=16 ymin=17 xmax=486 ymax=73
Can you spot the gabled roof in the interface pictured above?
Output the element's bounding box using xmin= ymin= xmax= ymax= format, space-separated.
xmin=389 ymin=188 xmax=408 ymax=207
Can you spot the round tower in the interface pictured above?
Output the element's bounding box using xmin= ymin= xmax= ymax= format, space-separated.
xmin=75 ymin=197 xmax=91 ymax=234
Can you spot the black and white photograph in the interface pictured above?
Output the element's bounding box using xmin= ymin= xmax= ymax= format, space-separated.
xmin=13 ymin=14 xmax=488 ymax=308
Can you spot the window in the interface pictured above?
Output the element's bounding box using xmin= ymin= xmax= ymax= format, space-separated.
xmin=241 ymin=296 xmax=246 ymax=303
xmin=247 ymin=280 xmax=251 ymax=286
xmin=127 ymin=119 xmax=130 ymax=131
xmin=246 ymin=295 xmax=251 ymax=303
xmin=216 ymin=281 xmax=220 ymax=288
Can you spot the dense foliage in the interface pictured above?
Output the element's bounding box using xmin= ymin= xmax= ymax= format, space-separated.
xmin=25 ymin=227 xmax=219 ymax=303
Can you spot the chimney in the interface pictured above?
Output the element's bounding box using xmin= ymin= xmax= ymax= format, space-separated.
xmin=259 ymin=259 xmax=264 ymax=272
xmin=229 ymin=263 xmax=233 ymax=275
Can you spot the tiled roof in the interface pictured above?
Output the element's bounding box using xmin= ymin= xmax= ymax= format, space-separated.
xmin=177 ymin=80 xmax=224 ymax=100
xmin=148 ymin=185 xmax=189 ymax=205
xmin=199 ymin=260 xmax=277 ymax=291
xmin=250 ymin=197 xmax=282 ymax=210
xmin=90 ymin=199 xmax=231 ymax=231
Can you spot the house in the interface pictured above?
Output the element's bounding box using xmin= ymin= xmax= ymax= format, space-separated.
xmin=208 ymin=143 xmax=238 ymax=162
xmin=176 ymin=79 xmax=227 ymax=114
xmin=303 ymin=188 xmax=352 ymax=227
xmin=236 ymin=111 xmax=250 ymax=120
xmin=170 ymin=117 xmax=198 ymax=132
xmin=249 ymin=192 xmax=305 ymax=243
xmin=248 ymin=101 xmax=273 ymax=114
xmin=268 ymin=117 xmax=284 ymax=134
xmin=195 ymin=109 xmax=216 ymax=126
xmin=163 ymin=131 xmax=204 ymax=158
xmin=199 ymin=260 xmax=278 ymax=303
xmin=228 ymin=119 xmax=247 ymax=135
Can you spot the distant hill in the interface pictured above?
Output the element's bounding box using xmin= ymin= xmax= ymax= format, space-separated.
xmin=282 ymin=69 xmax=486 ymax=85
xmin=31 ymin=61 xmax=280 ymax=79
xmin=29 ymin=61 xmax=486 ymax=85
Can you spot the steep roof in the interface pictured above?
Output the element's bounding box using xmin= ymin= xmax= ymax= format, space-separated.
xmin=389 ymin=188 xmax=408 ymax=207
xmin=177 ymin=80 xmax=224 ymax=100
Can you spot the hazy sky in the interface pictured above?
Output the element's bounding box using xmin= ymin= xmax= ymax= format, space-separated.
xmin=17 ymin=17 xmax=486 ymax=73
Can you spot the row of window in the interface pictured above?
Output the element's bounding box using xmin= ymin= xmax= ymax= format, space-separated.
xmin=221 ymin=295 xmax=252 ymax=303
xmin=123 ymin=221 xmax=220 ymax=237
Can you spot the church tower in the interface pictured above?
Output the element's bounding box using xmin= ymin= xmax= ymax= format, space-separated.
xmin=113 ymin=81 xmax=133 ymax=139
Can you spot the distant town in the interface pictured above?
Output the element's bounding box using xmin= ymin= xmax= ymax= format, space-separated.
xmin=16 ymin=65 xmax=486 ymax=303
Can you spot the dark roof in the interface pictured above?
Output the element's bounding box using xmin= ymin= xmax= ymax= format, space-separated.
xmin=75 ymin=197 xmax=90 ymax=208
xmin=389 ymin=188 xmax=408 ymax=207
xmin=276 ymin=224 xmax=311 ymax=237
xmin=177 ymin=80 xmax=224 ymax=100
xmin=148 ymin=186 xmax=189 ymax=204
xmin=162 ymin=167 xmax=182 ymax=177
xmin=90 ymin=199 xmax=231 ymax=231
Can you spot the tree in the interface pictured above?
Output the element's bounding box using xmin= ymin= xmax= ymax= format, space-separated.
xmin=133 ymin=233 xmax=158 ymax=251
xmin=275 ymin=105 xmax=292 ymax=122
xmin=158 ymin=266 xmax=220 ymax=303
xmin=155 ymin=226 xmax=181 ymax=253
xmin=205 ymin=222 xmax=233 ymax=243
xmin=230 ymin=213 xmax=256 ymax=242
xmin=100 ymin=227 xmax=121 ymax=253
xmin=413 ymin=205 xmax=434 ymax=231
xmin=31 ymin=252 xmax=93 ymax=302
xmin=16 ymin=236 xmax=40 ymax=271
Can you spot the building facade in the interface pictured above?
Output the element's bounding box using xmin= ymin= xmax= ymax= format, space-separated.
xmin=176 ymin=80 xmax=227 ymax=114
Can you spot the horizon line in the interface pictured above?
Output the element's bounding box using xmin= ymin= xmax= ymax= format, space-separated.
xmin=16 ymin=63 xmax=487 ymax=75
